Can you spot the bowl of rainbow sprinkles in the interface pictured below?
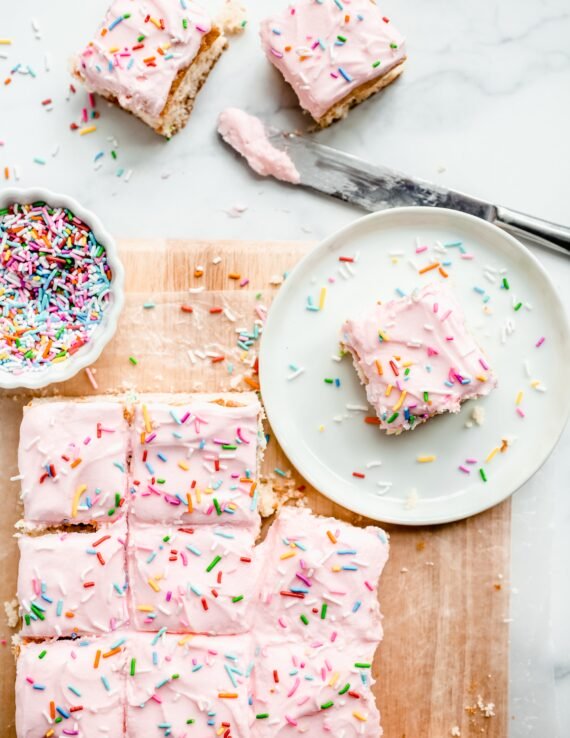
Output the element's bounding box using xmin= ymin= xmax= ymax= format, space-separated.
xmin=0 ymin=189 xmax=124 ymax=389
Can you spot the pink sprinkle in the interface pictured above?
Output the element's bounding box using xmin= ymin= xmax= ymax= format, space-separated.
xmin=516 ymin=407 xmax=525 ymax=418
xmin=536 ymin=336 xmax=545 ymax=348
xmin=296 ymin=573 xmax=312 ymax=587
xmin=166 ymin=591 xmax=172 ymax=602
xmin=278 ymin=617 xmax=287 ymax=628
xmin=460 ymin=253 xmax=474 ymax=260
xmin=25 ymin=677 xmax=34 ymax=685
xmin=433 ymin=302 xmax=439 ymax=313
xmin=465 ymin=458 xmax=478 ymax=464
xmin=270 ymin=48 xmax=284 ymax=58
xmin=150 ymin=694 xmax=162 ymax=704
xmin=287 ymin=677 xmax=300 ymax=697
xmin=416 ymin=245 xmax=428 ymax=254
xmin=440 ymin=309 xmax=452 ymax=322
xmin=479 ymin=357 xmax=489 ymax=370
xmin=240 ymin=278 xmax=249 ymax=288
xmin=285 ymin=717 xmax=298 ymax=726
xmin=330 ymin=631 xmax=337 ymax=642
xmin=364 ymin=580 xmax=374 ymax=592
xmin=195 ymin=24 xmax=207 ymax=32
xmin=459 ymin=465 xmax=470 ymax=474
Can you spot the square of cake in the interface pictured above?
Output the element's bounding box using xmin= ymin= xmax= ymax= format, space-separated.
xmin=73 ymin=0 xmax=228 ymax=137
xmin=129 ymin=394 xmax=263 ymax=527
xmin=16 ymin=635 xmax=126 ymax=738
xmin=125 ymin=631 xmax=252 ymax=737
xmin=18 ymin=399 xmax=130 ymax=526
xmin=255 ymin=507 xmax=388 ymax=646
xmin=341 ymin=283 xmax=497 ymax=434
xmin=18 ymin=520 xmax=129 ymax=638
xmin=129 ymin=522 xmax=259 ymax=634
xmin=260 ymin=0 xmax=406 ymax=127
xmin=251 ymin=639 xmax=381 ymax=737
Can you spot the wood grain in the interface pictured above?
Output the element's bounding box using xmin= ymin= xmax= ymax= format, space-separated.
xmin=0 ymin=239 xmax=510 ymax=737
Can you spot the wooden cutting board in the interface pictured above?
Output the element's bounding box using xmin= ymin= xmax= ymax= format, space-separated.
xmin=0 ymin=239 xmax=510 ymax=737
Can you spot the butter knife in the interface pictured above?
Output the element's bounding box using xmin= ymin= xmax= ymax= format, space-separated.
xmin=267 ymin=132 xmax=570 ymax=255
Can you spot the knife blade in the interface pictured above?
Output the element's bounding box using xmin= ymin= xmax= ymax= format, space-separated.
xmin=265 ymin=132 xmax=570 ymax=255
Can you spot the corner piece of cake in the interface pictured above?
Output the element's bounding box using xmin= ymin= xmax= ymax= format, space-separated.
xmin=260 ymin=0 xmax=406 ymax=128
xmin=341 ymin=283 xmax=497 ymax=434
xmin=73 ymin=0 xmax=228 ymax=137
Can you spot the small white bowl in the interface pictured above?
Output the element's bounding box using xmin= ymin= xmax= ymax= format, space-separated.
xmin=0 ymin=188 xmax=125 ymax=390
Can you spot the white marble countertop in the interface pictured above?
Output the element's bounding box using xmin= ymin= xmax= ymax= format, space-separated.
xmin=1 ymin=0 xmax=569 ymax=734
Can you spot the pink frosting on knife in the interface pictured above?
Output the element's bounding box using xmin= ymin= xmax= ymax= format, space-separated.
xmin=76 ymin=0 xmax=213 ymax=120
xmin=341 ymin=283 xmax=498 ymax=433
xmin=218 ymin=108 xmax=301 ymax=184
xmin=260 ymin=0 xmax=406 ymax=119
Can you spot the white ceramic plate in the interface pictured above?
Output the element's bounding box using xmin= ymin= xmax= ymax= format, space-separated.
xmin=259 ymin=208 xmax=570 ymax=525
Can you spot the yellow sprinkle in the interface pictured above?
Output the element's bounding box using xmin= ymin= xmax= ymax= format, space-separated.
xmin=46 ymin=732 xmax=55 ymax=738
xmin=178 ymin=461 xmax=189 ymax=471
xmin=136 ymin=605 xmax=155 ymax=612
xmin=178 ymin=634 xmax=193 ymax=646
xmin=476 ymin=374 xmax=487 ymax=382
xmin=319 ymin=287 xmax=327 ymax=310
xmin=142 ymin=404 xmax=151 ymax=433
xmin=195 ymin=487 xmax=202 ymax=503
xmin=393 ymin=390 xmax=407 ymax=411
xmin=486 ymin=447 xmax=500 ymax=463
xmin=401 ymin=361 xmax=413 ymax=368
xmin=530 ymin=380 xmax=540 ymax=388
xmin=280 ymin=551 xmax=296 ymax=560
xmin=0 ymin=39 xmax=12 ymax=45
xmin=318 ymin=424 xmax=325 ymax=432
xmin=353 ymin=711 xmax=367 ymax=722
xmin=384 ymin=384 xmax=393 ymax=397
xmin=515 ymin=391 xmax=523 ymax=405
xmin=149 ymin=16 xmax=162 ymax=28
xmin=331 ymin=565 xmax=341 ymax=572
xmin=148 ymin=578 xmax=161 ymax=593
xmin=71 ymin=484 xmax=87 ymax=518
xmin=52 ymin=355 xmax=68 ymax=363
xmin=79 ymin=125 xmax=97 ymax=136
xmin=204 ymin=487 xmax=213 ymax=496
xmin=374 ymin=360 xmax=383 ymax=376
xmin=378 ymin=330 xmax=389 ymax=342
xmin=328 ymin=672 xmax=340 ymax=687
xmin=417 ymin=455 xmax=436 ymax=463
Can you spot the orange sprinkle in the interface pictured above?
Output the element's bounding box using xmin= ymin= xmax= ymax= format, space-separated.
xmin=4 ymin=167 xmax=8 ymax=180
xmin=65 ymin=612 xmax=75 ymax=618
xmin=70 ymin=458 xmax=82 ymax=469
xmin=100 ymin=28 xmax=108 ymax=37
xmin=4 ymin=78 xmax=11 ymax=86
xmin=94 ymin=649 xmax=101 ymax=668
xmin=249 ymin=481 xmax=257 ymax=498
xmin=419 ymin=262 xmax=440 ymax=275
xmin=326 ymin=530 xmax=337 ymax=544
xmin=49 ymin=701 xmax=56 ymax=719
xmin=228 ymin=273 xmax=241 ymax=280
xmin=244 ymin=376 xmax=260 ymax=390
xmin=218 ymin=693 xmax=238 ymax=699
xmin=438 ymin=266 xmax=449 ymax=278
xmin=194 ymin=269 xmax=203 ymax=278
xmin=187 ymin=492 xmax=193 ymax=513
xmin=374 ymin=359 xmax=383 ymax=376
xmin=102 ymin=647 xmax=122 ymax=659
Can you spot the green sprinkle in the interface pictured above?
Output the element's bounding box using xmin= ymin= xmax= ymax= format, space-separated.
xmin=130 ymin=658 xmax=136 ymax=676
xmin=213 ymin=498 xmax=222 ymax=516
xmin=390 ymin=42 xmax=398 ymax=48
xmin=372 ymin=60 xmax=381 ymax=68
xmin=502 ymin=277 xmax=510 ymax=290
xmin=137 ymin=34 xmax=145 ymax=42
xmin=129 ymin=356 xmax=138 ymax=365
xmin=232 ymin=595 xmax=244 ymax=603
xmin=514 ymin=302 xmax=522 ymax=311
xmin=354 ymin=662 xmax=371 ymax=668
xmin=38 ymin=650 xmax=47 ymax=659
xmin=320 ymin=701 xmax=334 ymax=710
xmin=107 ymin=507 xmax=116 ymax=517
xmin=423 ymin=391 xmax=429 ymax=402
xmin=386 ymin=412 xmax=399 ymax=423
xmin=206 ymin=555 xmax=221 ymax=573
xmin=338 ymin=683 xmax=350 ymax=695
xmin=256 ymin=713 xmax=269 ymax=720
xmin=182 ymin=18 xmax=188 ymax=29
xmin=186 ymin=719 xmax=195 ymax=725
xmin=163 ymin=535 xmax=171 ymax=543
xmin=479 ymin=468 xmax=487 ymax=482
xmin=111 ymin=150 xmax=117 ymax=159
xmin=172 ymin=673 xmax=180 ymax=680
xmin=320 ymin=603 xmax=328 ymax=620
xmin=337 ymin=35 xmax=347 ymax=42
xmin=404 ymin=367 xmax=410 ymax=376
xmin=324 ymin=378 xmax=334 ymax=384
xmin=300 ymin=614 xmax=309 ymax=625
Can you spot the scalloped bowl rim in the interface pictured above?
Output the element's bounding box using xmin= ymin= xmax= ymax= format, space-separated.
xmin=0 ymin=188 xmax=125 ymax=390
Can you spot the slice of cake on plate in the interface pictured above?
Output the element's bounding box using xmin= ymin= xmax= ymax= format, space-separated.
xmin=341 ymin=283 xmax=497 ymax=434
xmin=260 ymin=0 xmax=406 ymax=127
xmin=73 ymin=0 xmax=228 ymax=137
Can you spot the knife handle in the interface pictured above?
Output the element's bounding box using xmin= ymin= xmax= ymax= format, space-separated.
xmin=494 ymin=206 xmax=570 ymax=255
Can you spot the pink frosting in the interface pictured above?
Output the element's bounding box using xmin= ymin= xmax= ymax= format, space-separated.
xmin=252 ymin=640 xmax=381 ymax=737
xmin=16 ymin=636 xmax=126 ymax=738
xmin=254 ymin=506 xmax=388 ymax=647
xmin=129 ymin=522 xmax=259 ymax=634
xmin=126 ymin=631 xmax=253 ymax=736
xmin=260 ymin=0 xmax=406 ymax=119
xmin=18 ymin=400 xmax=130 ymax=525
xmin=76 ymin=0 xmax=213 ymax=120
xmin=130 ymin=399 xmax=262 ymax=528
xmin=18 ymin=520 xmax=129 ymax=638
xmin=341 ymin=283 xmax=498 ymax=433
xmin=218 ymin=108 xmax=300 ymax=184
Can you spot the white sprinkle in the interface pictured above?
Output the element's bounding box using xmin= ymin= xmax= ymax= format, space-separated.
xmin=187 ymin=349 xmax=196 ymax=365
xmin=366 ymin=461 xmax=382 ymax=469
xmin=188 ymin=286 xmax=205 ymax=294
xmin=331 ymin=355 xmax=342 ymax=362
xmin=346 ymin=404 xmax=368 ymax=412
xmin=287 ymin=368 xmax=305 ymax=381
xmin=212 ymin=256 xmax=222 ymax=265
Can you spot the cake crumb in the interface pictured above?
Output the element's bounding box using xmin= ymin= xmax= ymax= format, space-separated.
xmin=450 ymin=727 xmax=461 ymax=737
xmin=465 ymin=405 xmax=485 ymax=428
xmin=258 ymin=475 xmax=307 ymax=518
xmin=4 ymin=598 xmax=19 ymax=629
xmin=405 ymin=488 xmax=419 ymax=510
xmin=218 ymin=0 xmax=247 ymax=36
